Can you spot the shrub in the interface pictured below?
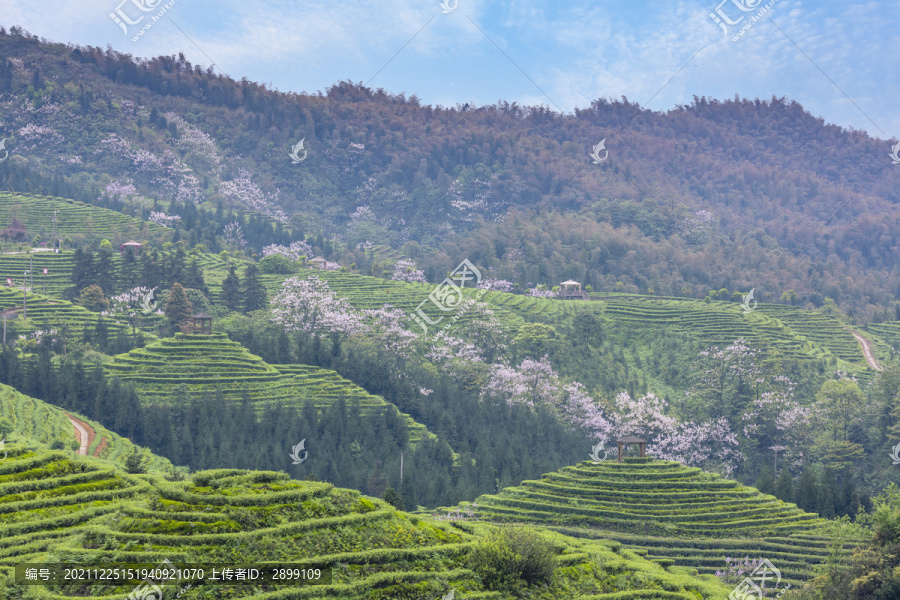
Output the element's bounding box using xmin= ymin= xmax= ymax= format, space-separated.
xmin=0 ymin=417 xmax=12 ymax=439
xmin=124 ymin=448 xmax=147 ymax=474
xmin=382 ymin=487 xmax=404 ymax=510
xmin=467 ymin=527 xmax=555 ymax=590
xmin=76 ymin=285 xmax=109 ymax=312
xmin=259 ymin=254 xmax=295 ymax=274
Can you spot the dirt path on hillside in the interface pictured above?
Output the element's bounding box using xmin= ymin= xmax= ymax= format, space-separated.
xmin=64 ymin=413 xmax=95 ymax=456
xmin=851 ymin=331 xmax=882 ymax=371
xmin=93 ymin=437 xmax=108 ymax=457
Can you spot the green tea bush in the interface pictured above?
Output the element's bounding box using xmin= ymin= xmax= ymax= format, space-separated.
xmin=467 ymin=527 xmax=556 ymax=590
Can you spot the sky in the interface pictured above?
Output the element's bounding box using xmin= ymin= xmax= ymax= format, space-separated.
xmin=1 ymin=0 xmax=897 ymax=141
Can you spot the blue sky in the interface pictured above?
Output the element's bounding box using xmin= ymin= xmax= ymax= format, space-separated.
xmin=1 ymin=0 xmax=897 ymax=141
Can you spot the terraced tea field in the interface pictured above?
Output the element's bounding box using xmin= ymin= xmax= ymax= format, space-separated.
xmin=755 ymin=304 xmax=866 ymax=364
xmin=104 ymin=333 xmax=435 ymax=447
xmin=0 ymin=192 xmax=169 ymax=246
xmin=0 ymin=445 xmax=733 ymax=600
xmin=0 ymin=383 xmax=172 ymax=470
xmin=467 ymin=457 xmax=859 ymax=587
xmin=0 ymin=250 xmax=77 ymax=298
xmin=0 ymin=287 xmax=130 ymax=339
xmin=600 ymin=298 xmax=830 ymax=362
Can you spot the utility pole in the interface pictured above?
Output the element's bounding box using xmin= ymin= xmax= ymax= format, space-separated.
xmin=400 ymin=452 xmax=404 ymax=484
xmin=22 ymin=271 xmax=28 ymax=319
xmin=52 ymin=209 xmax=59 ymax=252
xmin=29 ymin=255 xmax=33 ymax=292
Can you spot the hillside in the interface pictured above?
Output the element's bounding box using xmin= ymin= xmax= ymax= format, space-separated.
xmin=461 ymin=457 xmax=860 ymax=588
xmin=0 ymin=445 xmax=734 ymax=599
xmin=104 ymin=332 xmax=435 ymax=447
xmin=0 ymin=382 xmax=172 ymax=472
xmin=0 ymin=29 xmax=899 ymax=317
xmin=0 ymin=192 xmax=170 ymax=249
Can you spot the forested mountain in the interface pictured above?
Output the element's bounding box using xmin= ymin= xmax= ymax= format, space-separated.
xmin=1 ymin=26 xmax=899 ymax=320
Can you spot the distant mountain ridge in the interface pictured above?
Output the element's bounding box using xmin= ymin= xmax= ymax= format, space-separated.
xmin=0 ymin=26 xmax=898 ymax=317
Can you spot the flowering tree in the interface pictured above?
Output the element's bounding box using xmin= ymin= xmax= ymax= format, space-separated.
xmin=476 ymin=278 xmax=514 ymax=293
xmin=222 ymin=221 xmax=246 ymax=250
xmin=391 ymin=260 xmax=426 ymax=283
xmin=102 ymin=286 xmax=162 ymax=333
xmin=262 ymin=241 xmax=314 ymax=263
xmin=527 ymin=286 xmax=556 ymax=298
xmin=220 ymin=169 xmax=287 ymax=222
xmin=271 ymin=276 xmax=363 ymax=340
xmin=691 ymin=338 xmax=764 ymax=420
xmin=480 ymin=356 xmax=610 ymax=438
xmin=363 ymin=305 xmax=419 ymax=360
xmin=607 ymin=392 xmax=742 ymax=476
xmin=148 ymin=211 xmax=182 ymax=228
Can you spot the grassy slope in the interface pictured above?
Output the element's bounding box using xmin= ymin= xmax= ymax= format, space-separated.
xmin=0 ymin=453 xmax=732 ymax=599
xmin=0 ymin=383 xmax=172 ymax=473
xmin=455 ymin=457 xmax=861 ymax=588
xmin=0 ymin=192 xmax=170 ymax=247
xmin=104 ymin=332 xmax=436 ymax=448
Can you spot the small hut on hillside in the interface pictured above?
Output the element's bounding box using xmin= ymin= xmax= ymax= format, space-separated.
xmin=616 ymin=435 xmax=647 ymax=462
xmin=559 ymin=280 xmax=588 ymax=300
xmin=120 ymin=241 xmax=142 ymax=257
xmin=191 ymin=312 xmax=213 ymax=335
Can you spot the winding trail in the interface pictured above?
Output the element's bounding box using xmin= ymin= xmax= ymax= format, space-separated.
xmin=851 ymin=331 xmax=882 ymax=371
xmin=64 ymin=413 xmax=92 ymax=456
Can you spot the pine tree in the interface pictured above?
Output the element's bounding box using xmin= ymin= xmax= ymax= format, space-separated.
xmin=95 ymin=241 xmax=116 ymax=294
xmin=71 ymin=247 xmax=95 ymax=293
xmin=794 ymin=466 xmax=818 ymax=512
xmin=221 ymin=264 xmax=241 ymax=312
xmin=124 ymin=448 xmax=147 ymax=474
xmin=382 ymin=487 xmax=404 ymax=510
xmin=242 ymin=263 xmax=267 ymax=313
xmin=179 ymin=258 xmax=207 ymax=294
xmin=164 ymin=283 xmax=194 ymax=334
xmin=774 ymin=467 xmax=793 ymax=503
xmin=816 ymin=468 xmax=836 ymax=518
xmin=755 ymin=465 xmax=775 ymax=495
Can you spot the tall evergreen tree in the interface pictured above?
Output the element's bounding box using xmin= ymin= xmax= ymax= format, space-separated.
xmin=755 ymin=465 xmax=775 ymax=496
xmin=242 ymin=263 xmax=267 ymax=313
xmin=164 ymin=283 xmax=194 ymax=334
xmin=221 ymin=264 xmax=241 ymax=312
xmin=95 ymin=241 xmax=116 ymax=294
xmin=794 ymin=466 xmax=818 ymax=512
xmin=183 ymin=258 xmax=209 ymax=295
xmin=71 ymin=247 xmax=95 ymax=293
xmin=775 ymin=467 xmax=793 ymax=503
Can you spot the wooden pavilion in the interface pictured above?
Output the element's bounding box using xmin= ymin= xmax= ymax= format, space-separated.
xmin=191 ymin=312 xmax=213 ymax=334
xmin=559 ymin=280 xmax=588 ymax=300
xmin=616 ymin=435 xmax=647 ymax=462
